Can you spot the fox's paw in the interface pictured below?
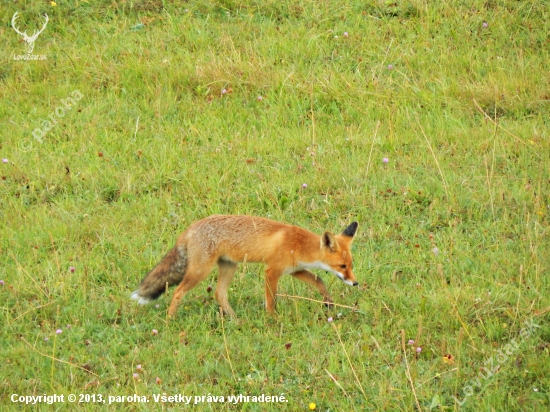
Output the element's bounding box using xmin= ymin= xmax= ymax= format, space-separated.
xmin=131 ymin=291 xmax=151 ymax=305
xmin=323 ymin=299 xmax=334 ymax=309
xmin=219 ymin=306 xmax=236 ymax=319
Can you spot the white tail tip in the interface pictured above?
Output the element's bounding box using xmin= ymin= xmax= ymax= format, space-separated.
xmin=131 ymin=291 xmax=151 ymax=305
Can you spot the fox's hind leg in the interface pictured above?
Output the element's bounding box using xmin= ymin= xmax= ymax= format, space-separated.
xmin=215 ymin=260 xmax=238 ymax=317
xmin=291 ymin=270 xmax=333 ymax=308
xmin=168 ymin=262 xmax=214 ymax=317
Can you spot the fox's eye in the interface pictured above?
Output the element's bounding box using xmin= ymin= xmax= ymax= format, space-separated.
xmin=340 ymin=264 xmax=346 ymax=269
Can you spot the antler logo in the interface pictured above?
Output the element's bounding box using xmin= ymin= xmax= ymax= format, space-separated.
xmin=12 ymin=12 xmax=49 ymax=54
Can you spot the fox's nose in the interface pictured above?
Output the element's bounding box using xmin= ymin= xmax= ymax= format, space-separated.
xmin=352 ymin=281 xmax=358 ymax=286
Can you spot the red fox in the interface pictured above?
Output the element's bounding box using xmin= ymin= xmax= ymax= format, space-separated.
xmin=131 ymin=215 xmax=358 ymax=317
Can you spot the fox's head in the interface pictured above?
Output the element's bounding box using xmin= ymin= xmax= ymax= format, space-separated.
xmin=320 ymin=222 xmax=359 ymax=286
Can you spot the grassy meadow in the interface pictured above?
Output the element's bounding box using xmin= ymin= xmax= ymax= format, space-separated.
xmin=1 ymin=0 xmax=549 ymax=410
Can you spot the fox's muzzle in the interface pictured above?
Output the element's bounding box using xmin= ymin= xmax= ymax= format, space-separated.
xmin=335 ymin=271 xmax=358 ymax=287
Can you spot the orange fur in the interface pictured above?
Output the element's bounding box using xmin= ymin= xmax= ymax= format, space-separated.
xmin=131 ymin=215 xmax=358 ymax=317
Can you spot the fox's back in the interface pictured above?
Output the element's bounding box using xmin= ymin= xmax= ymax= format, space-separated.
xmin=179 ymin=215 xmax=314 ymax=264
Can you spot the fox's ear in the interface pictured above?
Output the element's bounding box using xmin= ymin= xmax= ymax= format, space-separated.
xmin=342 ymin=221 xmax=358 ymax=238
xmin=322 ymin=232 xmax=338 ymax=252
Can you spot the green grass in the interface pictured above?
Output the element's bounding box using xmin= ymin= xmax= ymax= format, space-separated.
xmin=1 ymin=0 xmax=549 ymax=410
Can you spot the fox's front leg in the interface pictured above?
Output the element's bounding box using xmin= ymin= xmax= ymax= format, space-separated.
xmin=265 ymin=267 xmax=283 ymax=313
xmin=291 ymin=270 xmax=333 ymax=308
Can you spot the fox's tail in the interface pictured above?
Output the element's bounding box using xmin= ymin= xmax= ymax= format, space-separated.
xmin=131 ymin=245 xmax=188 ymax=304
